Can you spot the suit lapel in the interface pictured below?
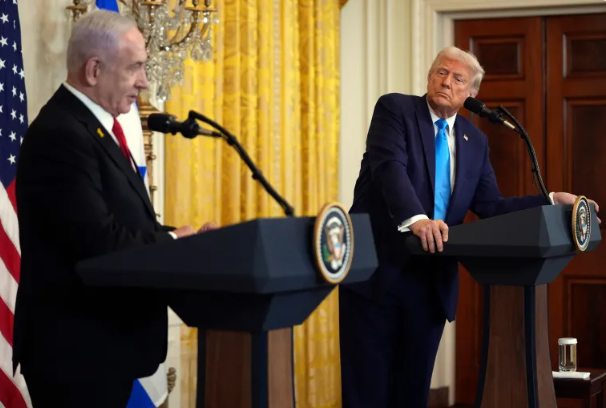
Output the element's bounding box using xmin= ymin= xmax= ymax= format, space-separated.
xmin=415 ymin=97 xmax=436 ymax=195
xmin=92 ymin=124 xmax=154 ymax=211
xmin=447 ymin=117 xmax=468 ymax=221
xmin=54 ymin=86 xmax=156 ymax=220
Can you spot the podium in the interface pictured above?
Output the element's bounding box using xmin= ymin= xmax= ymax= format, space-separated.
xmin=405 ymin=204 xmax=601 ymax=408
xmin=77 ymin=214 xmax=378 ymax=408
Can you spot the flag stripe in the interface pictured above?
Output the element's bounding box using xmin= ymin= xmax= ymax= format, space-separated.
xmin=0 ymin=223 xmax=20 ymax=282
xmin=0 ymin=181 xmax=20 ymax=256
xmin=0 ymin=298 xmax=13 ymax=347
xmin=0 ymin=333 xmax=29 ymax=408
xmin=0 ymin=1 xmax=30 ymax=407
xmin=126 ymin=380 xmax=156 ymax=408
xmin=4 ymin=182 xmax=16 ymax=216
xmin=139 ymin=371 xmax=168 ymax=407
xmin=0 ymin=258 xmax=17 ymax=314
xmin=0 ymin=369 xmax=26 ymax=408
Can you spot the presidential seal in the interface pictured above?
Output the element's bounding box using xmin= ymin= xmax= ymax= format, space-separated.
xmin=572 ymin=195 xmax=591 ymax=252
xmin=313 ymin=202 xmax=354 ymax=284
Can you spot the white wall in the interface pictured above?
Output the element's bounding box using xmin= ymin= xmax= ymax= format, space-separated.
xmin=19 ymin=0 xmax=70 ymax=122
xmin=338 ymin=0 xmax=410 ymax=208
xmin=338 ymin=0 xmax=606 ymax=405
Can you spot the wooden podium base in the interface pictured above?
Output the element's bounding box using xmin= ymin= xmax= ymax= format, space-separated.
xmin=477 ymin=284 xmax=556 ymax=408
xmin=196 ymin=328 xmax=295 ymax=408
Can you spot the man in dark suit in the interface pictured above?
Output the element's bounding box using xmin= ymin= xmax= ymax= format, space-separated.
xmin=339 ymin=46 xmax=600 ymax=408
xmin=13 ymin=10 xmax=213 ymax=408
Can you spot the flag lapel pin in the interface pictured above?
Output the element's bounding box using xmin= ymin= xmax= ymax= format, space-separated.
xmin=97 ymin=128 xmax=105 ymax=138
xmin=464 ymin=134 xmax=468 ymax=141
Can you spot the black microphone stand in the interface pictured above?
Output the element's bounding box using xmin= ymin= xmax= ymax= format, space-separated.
xmin=493 ymin=106 xmax=551 ymax=203
xmin=180 ymin=114 xmax=222 ymax=139
xmin=186 ymin=110 xmax=296 ymax=217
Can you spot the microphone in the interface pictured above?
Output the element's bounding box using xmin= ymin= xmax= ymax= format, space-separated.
xmin=464 ymin=97 xmax=516 ymax=131
xmin=147 ymin=113 xmax=221 ymax=138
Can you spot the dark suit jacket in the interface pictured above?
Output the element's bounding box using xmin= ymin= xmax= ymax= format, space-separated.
xmin=13 ymin=85 xmax=174 ymax=382
xmin=348 ymin=93 xmax=548 ymax=321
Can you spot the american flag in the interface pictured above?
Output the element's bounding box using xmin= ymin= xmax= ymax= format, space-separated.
xmin=0 ymin=1 xmax=32 ymax=407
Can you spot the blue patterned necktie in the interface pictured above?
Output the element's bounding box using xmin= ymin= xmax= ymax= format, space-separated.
xmin=434 ymin=118 xmax=451 ymax=220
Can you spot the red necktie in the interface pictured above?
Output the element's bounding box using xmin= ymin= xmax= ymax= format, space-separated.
xmin=112 ymin=118 xmax=133 ymax=167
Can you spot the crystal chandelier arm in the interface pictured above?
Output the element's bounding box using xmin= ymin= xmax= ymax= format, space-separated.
xmin=199 ymin=21 xmax=210 ymax=38
xmin=170 ymin=1 xmax=194 ymax=44
xmin=166 ymin=11 xmax=202 ymax=48
xmin=116 ymin=0 xmax=141 ymax=20
xmin=132 ymin=0 xmax=139 ymax=17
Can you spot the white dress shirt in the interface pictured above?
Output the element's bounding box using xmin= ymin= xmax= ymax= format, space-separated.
xmin=397 ymin=100 xmax=554 ymax=233
xmin=63 ymin=82 xmax=121 ymax=146
xmin=63 ymin=83 xmax=178 ymax=239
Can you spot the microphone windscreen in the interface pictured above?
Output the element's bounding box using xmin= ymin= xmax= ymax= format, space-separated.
xmin=463 ymin=97 xmax=485 ymax=114
xmin=147 ymin=113 xmax=174 ymax=133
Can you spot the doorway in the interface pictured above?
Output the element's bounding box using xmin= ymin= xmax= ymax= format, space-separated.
xmin=454 ymin=12 xmax=606 ymax=406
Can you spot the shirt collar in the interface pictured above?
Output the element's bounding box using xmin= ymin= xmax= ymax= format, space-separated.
xmin=63 ymin=82 xmax=115 ymax=135
xmin=426 ymin=98 xmax=457 ymax=134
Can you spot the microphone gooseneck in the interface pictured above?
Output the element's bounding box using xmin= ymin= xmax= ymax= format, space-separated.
xmin=464 ymin=97 xmax=550 ymax=203
xmin=147 ymin=111 xmax=295 ymax=217
xmin=187 ymin=110 xmax=296 ymax=217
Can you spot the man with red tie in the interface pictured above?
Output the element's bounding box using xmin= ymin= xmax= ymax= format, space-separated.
xmin=12 ymin=10 xmax=210 ymax=408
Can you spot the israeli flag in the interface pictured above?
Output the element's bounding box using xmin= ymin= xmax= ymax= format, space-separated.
xmin=126 ymin=363 xmax=169 ymax=408
xmin=95 ymin=0 xmax=119 ymax=12
xmin=118 ymin=103 xmax=149 ymax=191
xmin=99 ymin=2 xmax=168 ymax=406
xmin=116 ymin=107 xmax=167 ymax=408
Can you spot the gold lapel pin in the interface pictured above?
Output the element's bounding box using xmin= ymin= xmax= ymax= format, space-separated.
xmin=97 ymin=128 xmax=105 ymax=138
xmin=464 ymin=135 xmax=468 ymax=141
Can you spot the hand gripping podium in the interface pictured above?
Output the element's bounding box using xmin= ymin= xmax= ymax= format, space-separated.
xmin=405 ymin=204 xmax=601 ymax=408
xmin=77 ymin=214 xmax=378 ymax=408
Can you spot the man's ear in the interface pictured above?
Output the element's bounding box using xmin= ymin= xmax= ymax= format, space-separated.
xmin=83 ymin=58 xmax=101 ymax=86
xmin=469 ymin=90 xmax=478 ymax=98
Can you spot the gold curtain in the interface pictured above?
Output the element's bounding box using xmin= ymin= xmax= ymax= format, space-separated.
xmin=164 ymin=1 xmax=342 ymax=407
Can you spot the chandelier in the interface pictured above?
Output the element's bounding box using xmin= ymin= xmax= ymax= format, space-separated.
xmin=66 ymin=0 xmax=219 ymax=101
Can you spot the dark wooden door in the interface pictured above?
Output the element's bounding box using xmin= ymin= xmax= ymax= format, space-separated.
xmin=454 ymin=16 xmax=546 ymax=405
xmin=454 ymin=13 xmax=606 ymax=407
xmin=545 ymin=11 xmax=606 ymax=384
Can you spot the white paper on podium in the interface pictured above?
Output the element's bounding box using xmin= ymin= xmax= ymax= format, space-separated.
xmin=552 ymin=371 xmax=590 ymax=380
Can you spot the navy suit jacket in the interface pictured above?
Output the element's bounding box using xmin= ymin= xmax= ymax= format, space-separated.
xmin=348 ymin=93 xmax=548 ymax=321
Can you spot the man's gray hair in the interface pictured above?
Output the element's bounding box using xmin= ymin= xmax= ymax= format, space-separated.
xmin=428 ymin=46 xmax=485 ymax=93
xmin=67 ymin=10 xmax=138 ymax=73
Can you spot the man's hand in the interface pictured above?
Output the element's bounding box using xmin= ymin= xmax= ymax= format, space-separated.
xmin=409 ymin=219 xmax=449 ymax=253
xmin=198 ymin=222 xmax=218 ymax=233
xmin=553 ymin=192 xmax=601 ymax=224
xmin=172 ymin=225 xmax=196 ymax=238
